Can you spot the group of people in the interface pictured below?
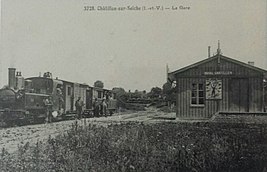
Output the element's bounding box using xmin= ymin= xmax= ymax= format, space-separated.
xmin=75 ymin=97 xmax=109 ymax=119
xmin=44 ymin=96 xmax=110 ymax=122
xmin=92 ymin=98 xmax=109 ymax=117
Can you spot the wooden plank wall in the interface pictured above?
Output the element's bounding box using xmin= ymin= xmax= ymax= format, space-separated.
xmin=177 ymin=77 xmax=264 ymax=118
xmin=218 ymin=78 xmax=229 ymax=112
xmin=177 ymin=78 xmax=218 ymax=119
xmin=249 ymin=77 xmax=263 ymax=112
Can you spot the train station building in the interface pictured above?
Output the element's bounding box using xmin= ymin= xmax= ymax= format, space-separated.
xmin=168 ymin=48 xmax=267 ymax=119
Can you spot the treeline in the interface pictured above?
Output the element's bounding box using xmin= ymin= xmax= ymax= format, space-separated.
xmin=112 ymin=81 xmax=176 ymax=102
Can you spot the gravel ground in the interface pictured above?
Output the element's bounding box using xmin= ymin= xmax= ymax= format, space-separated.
xmin=0 ymin=108 xmax=173 ymax=153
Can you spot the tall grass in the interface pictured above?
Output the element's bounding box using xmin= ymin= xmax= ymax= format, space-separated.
xmin=0 ymin=121 xmax=267 ymax=172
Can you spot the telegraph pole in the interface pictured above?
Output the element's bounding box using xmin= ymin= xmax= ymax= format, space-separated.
xmin=166 ymin=63 xmax=169 ymax=82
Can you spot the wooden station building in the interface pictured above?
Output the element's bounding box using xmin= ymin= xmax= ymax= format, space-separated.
xmin=168 ymin=49 xmax=267 ymax=119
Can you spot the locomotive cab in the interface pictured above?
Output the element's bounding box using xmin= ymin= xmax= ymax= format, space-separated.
xmin=26 ymin=77 xmax=64 ymax=119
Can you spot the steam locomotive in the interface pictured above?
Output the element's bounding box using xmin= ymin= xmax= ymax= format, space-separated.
xmin=0 ymin=68 xmax=117 ymax=126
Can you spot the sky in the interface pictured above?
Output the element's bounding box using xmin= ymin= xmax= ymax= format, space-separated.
xmin=0 ymin=0 xmax=266 ymax=91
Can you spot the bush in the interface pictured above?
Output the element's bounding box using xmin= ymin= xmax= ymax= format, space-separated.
xmin=0 ymin=121 xmax=267 ymax=171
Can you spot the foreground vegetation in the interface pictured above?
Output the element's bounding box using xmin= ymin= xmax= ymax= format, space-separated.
xmin=1 ymin=121 xmax=267 ymax=172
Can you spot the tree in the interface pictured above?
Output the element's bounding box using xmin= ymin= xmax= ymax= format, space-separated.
xmin=162 ymin=82 xmax=176 ymax=104
xmin=94 ymin=80 xmax=104 ymax=88
xmin=148 ymin=87 xmax=162 ymax=98
xmin=162 ymin=82 xmax=172 ymax=95
xmin=112 ymin=87 xmax=128 ymax=108
xmin=112 ymin=87 xmax=126 ymax=97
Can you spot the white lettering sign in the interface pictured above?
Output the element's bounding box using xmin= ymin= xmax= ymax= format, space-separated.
xmin=204 ymin=71 xmax=232 ymax=75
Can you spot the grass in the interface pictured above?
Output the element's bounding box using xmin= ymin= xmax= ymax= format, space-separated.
xmin=0 ymin=121 xmax=267 ymax=172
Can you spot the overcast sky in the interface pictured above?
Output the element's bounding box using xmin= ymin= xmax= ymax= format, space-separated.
xmin=1 ymin=0 xmax=266 ymax=91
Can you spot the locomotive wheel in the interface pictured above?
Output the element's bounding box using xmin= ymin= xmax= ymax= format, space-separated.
xmin=0 ymin=119 xmax=7 ymax=127
xmin=5 ymin=120 xmax=16 ymax=127
xmin=17 ymin=119 xmax=28 ymax=126
xmin=34 ymin=117 xmax=46 ymax=124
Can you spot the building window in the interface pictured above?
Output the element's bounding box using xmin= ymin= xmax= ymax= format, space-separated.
xmin=191 ymin=83 xmax=204 ymax=105
xmin=67 ymin=87 xmax=71 ymax=96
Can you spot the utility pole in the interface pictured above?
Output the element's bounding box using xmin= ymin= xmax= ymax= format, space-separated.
xmin=166 ymin=64 xmax=169 ymax=82
xmin=217 ymin=40 xmax=221 ymax=55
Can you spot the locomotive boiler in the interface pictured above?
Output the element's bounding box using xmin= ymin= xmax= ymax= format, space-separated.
xmin=0 ymin=88 xmax=50 ymax=126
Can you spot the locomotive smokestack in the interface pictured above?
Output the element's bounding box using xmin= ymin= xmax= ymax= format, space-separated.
xmin=8 ymin=68 xmax=16 ymax=89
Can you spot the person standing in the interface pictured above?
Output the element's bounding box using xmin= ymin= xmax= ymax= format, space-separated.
xmin=102 ymin=99 xmax=107 ymax=117
xmin=44 ymin=97 xmax=53 ymax=123
xmin=75 ymin=97 xmax=83 ymax=119
xmin=57 ymin=86 xmax=64 ymax=115
xmin=93 ymin=98 xmax=99 ymax=117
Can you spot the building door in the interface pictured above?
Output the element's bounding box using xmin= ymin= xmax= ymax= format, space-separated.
xmin=65 ymin=86 xmax=72 ymax=112
xmin=229 ymin=78 xmax=249 ymax=112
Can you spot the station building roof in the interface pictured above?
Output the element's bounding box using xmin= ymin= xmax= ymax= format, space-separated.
xmin=168 ymin=54 xmax=267 ymax=82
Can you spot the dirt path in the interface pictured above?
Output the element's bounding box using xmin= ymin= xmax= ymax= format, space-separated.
xmin=0 ymin=109 xmax=174 ymax=153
